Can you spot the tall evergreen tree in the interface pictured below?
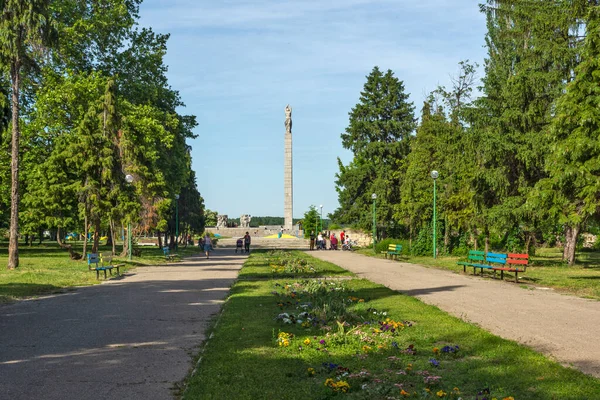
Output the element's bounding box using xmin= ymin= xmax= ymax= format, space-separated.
xmin=532 ymin=6 xmax=600 ymax=265
xmin=472 ymin=0 xmax=587 ymax=252
xmin=333 ymin=67 xmax=415 ymax=232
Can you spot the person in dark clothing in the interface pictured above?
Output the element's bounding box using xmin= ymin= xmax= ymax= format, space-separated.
xmin=244 ymin=232 xmax=251 ymax=253
xmin=309 ymin=231 xmax=315 ymax=250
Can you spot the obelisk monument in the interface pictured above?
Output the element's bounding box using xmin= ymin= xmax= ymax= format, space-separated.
xmin=284 ymin=105 xmax=293 ymax=231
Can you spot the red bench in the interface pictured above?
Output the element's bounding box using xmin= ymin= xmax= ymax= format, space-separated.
xmin=492 ymin=253 xmax=529 ymax=282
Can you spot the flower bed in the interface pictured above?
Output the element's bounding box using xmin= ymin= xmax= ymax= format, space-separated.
xmin=185 ymin=250 xmax=600 ymax=400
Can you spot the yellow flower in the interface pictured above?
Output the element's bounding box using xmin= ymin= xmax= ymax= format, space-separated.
xmin=307 ymin=367 xmax=315 ymax=376
xmin=433 ymin=347 xmax=440 ymax=354
xmin=303 ymin=338 xmax=311 ymax=345
xmin=405 ymin=363 xmax=412 ymax=371
xmin=362 ymin=345 xmax=372 ymax=353
xmin=400 ymin=389 xmax=410 ymax=397
xmin=283 ymin=339 xmax=290 ymax=347
xmin=336 ymin=381 xmax=350 ymax=392
xmin=453 ymin=387 xmax=460 ymax=393
xmin=324 ymin=378 xmax=334 ymax=387
xmin=436 ymin=389 xmax=447 ymax=397
xmin=425 ymin=388 xmax=431 ymax=393
xmin=358 ymin=298 xmax=364 ymax=302
xmin=502 ymin=397 xmax=515 ymax=400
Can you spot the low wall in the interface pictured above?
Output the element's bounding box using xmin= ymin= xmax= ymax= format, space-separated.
xmin=205 ymin=227 xmax=302 ymax=238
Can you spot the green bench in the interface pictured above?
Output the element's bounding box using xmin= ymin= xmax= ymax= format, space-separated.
xmin=457 ymin=250 xmax=486 ymax=273
xmin=385 ymin=244 xmax=403 ymax=260
xmin=458 ymin=251 xmax=529 ymax=282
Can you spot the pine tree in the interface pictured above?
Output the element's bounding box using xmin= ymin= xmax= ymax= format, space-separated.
xmin=534 ymin=6 xmax=600 ymax=265
xmin=333 ymin=67 xmax=415 ymax=232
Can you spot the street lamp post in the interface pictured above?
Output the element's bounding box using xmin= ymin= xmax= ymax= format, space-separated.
xmin=371 ymin=193 xmax=377 ymax=251
xmin=175 ymin=194 xmax=180 ymax=251
xmin=319 ymin=205 xmax=323 ymax=233
xmin=125 ymin=174 xmax=134 ymax=261
xmin=431 ymin=170 xmax=439 ymax=259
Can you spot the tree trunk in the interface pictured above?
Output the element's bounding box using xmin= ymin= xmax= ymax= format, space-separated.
xmin=56 ymin=226 xmax=63 ymax=247
xmin=443 ymin=216 xmax=449 ymax=252
xmin=158 ymin=232 xmax=163 ymax=248
xmin=8 ymin=59 xmax=21 ymax=270
xmin=563 ymin=224 xmax=580 ymax=266
xmin=525 ymin=232 xmax=532 ymax=255
xmin=484 ymin=227 xmax=490 ymax=254
xmin=92 ymin=219 xmax=100 ymax=254
xmin=82 ymin=215 xmax=89 ymax=258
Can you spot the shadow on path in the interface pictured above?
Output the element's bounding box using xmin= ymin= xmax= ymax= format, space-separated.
xmin=0 ymin=253 xmax=245 ymax=400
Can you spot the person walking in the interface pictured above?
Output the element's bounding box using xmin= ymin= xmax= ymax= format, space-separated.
xmin=309 ymin=231 xmax=315 ymax=250
xmin=340 ymin=230 xmax=346 ymax=245
xmin=244 ymin=231 xmax=251 ymax=253
xmin=203 ymin=234 xmax=212 ymax=259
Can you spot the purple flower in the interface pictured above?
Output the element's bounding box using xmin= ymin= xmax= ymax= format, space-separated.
xmin=319 ymin=339 xmax=326 ymax=345
xmin=429 ymin=358 xmax=440 ymax=367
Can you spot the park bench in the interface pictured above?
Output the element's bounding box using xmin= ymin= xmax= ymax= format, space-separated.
xmin=163 ymin=246 xmax=178 ymax=262
xmin=457 ymin=250 xmax=486 ymax=273
xmin=385 ymin=244 xmax=403 ymax=260
xmin=87 ymin=253 xmax=122 ymax=279
xmin=492 ymin=253 xmax=529 ymax=282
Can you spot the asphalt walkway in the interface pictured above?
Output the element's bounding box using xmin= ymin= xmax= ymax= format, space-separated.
xmin=0 ymin=252 xmax=246 ymax=400
xmin=309 ymin=250 xmax=600 ymax=379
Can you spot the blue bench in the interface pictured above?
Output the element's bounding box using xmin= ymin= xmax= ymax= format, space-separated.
xmin=163 ymin=247 xmax=178 ymax=262
xmin=87 ymin=253 xmax=122 ymax=279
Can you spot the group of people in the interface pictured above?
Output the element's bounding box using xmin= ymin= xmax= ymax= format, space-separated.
xmin=309 ymin=230 xmax=347 ymax=251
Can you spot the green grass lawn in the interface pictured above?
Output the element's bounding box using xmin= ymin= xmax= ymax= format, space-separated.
xmin=184 ymin=250 xmax=600 ymax=400
xmin=0 ymin=240 xmax=201 ymax=302
xmin=357 ymin=247 xmax=600 ymax=300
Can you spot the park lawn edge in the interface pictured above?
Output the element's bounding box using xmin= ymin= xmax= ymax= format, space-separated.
xmin=182 ymin=250 xmax=600 ymax=400
xmin=0 ymin=244 xmax=202 ymax=303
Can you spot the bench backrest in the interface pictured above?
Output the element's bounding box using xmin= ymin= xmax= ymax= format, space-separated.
xmin=507 ymin=253 xmax=529 ymax=270
xmin=100 ymin=253 xmax=113 ymax=267
xmin=388 ymin=244 xmax=402 ymax=251
xmin=467 ymin=250 xmax=485 ymax=262
xmin=163 ymin=247 xmax=170 ymax=255
xmin=486 ymin=252 xmax=507 ymax=265
xmin=87 ymin=253 xmax=99 ymax=269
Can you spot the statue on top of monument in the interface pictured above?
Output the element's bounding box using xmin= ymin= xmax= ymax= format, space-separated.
xmin=284 ymin=104 xmax=292 ymax=134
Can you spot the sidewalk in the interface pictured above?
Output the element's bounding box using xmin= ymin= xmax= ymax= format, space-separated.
xmin=0 ymin=251 xmax=246 ymax=400
xmin=309 ymin=250 xmax=600 ymax=378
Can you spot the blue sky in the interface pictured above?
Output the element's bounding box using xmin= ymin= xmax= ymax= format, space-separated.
xmin=138 ymin=0 xmax=488 ymax=219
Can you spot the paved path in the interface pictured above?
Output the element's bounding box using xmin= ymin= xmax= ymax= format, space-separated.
xmin=309 ymin=250 xmax=600 ymax=378
xmin=0 ymin=252 xmax=246 ymax=400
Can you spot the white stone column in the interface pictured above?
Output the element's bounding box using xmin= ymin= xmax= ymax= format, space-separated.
xmin=284 ymin=131 xmax=293 ymax=231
